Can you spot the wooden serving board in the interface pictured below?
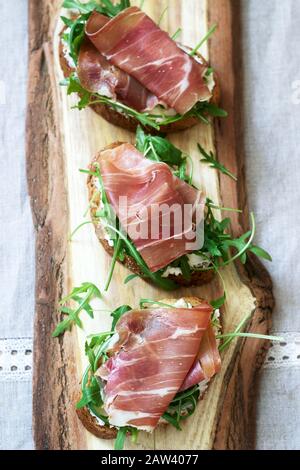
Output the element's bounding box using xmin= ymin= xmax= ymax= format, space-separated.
xmin=27 ymin=0 xmax=274 ymax=450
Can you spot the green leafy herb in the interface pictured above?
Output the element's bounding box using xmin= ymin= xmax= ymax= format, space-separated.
xmin=158 ymin=6 xmax=168 ymax=25
xmin=219 ymin=311 xmax=284 ymax=353
xmin=130 ymin=427 xmax=139 ymax=444
xmin=63 ymin=0 xmax=131 ymax=17
xmin=190 ymin=23 xmax=218 ymax=56
xmin=76 ymin=374 xmax=103 ymax=409
xmin=203 ymin=102 xmax=228 ymax=117
xmin=163 ymin=385 xmax=200 ymax=429
xmin=68 ymin=220 xmax=93 ymax=241
xmin=218 ymin=332 xmax=284 ymax=342
xmin=124 ymin=274 xmax=139 ymax=284
xmin=136 ymin=126 xmax=192 ymax=184
xmin=104 ymin=235 xmax=124 ymax=291
xmin=110 ymin=305 xmax=132 ymax=330
xmin=61 ymin=16 xmax=74 ymax=28
xmin=222 ymin=315 xmax=249 ymax=353
xmin=114 ymin=426 xmax=138 ymax=450
xmin=115 ymin=427 xmax=128 ymax=450
xmin=179 ymin=255 xmax=191 ymax=281
xmin=206 ymin=201 xmax=242 ymax=213
xmin=197 ymin=200 xmax=272 ymax=271
xmin=61 ymin=1 xmax=131 ymax=67
xmin=52 ymin=283 xmax=101 ymax=337
xmin=191 ymin=102 xmax=228 ymax=124
xmin=102 ymin=222 xmax=177 ymax=291
xmin=66 ymin=15 xmax=87 ymax=65
xmin=136 ymin=126 xmax=183 ymax=166
xmin=63 ymin=1 xmax=102 ymax=14
xmin=171 ymin=28 xmax=182 ymax=41
xmin=249 ymin=245 xmax=273 ymax=262
xmin=62 ymin=74 xmax=92 ymax=109
xmin=205 ymin=67 xmax=214 ymax=77
xmin=198 ymin=144 xmax=237 ymax=181
xmin=139 ymin=299 xmax=175 ymax=309
xmin=210 ymin=294 xmax=226 ymax=309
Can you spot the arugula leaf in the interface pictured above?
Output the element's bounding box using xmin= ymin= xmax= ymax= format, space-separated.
xmin=63 ymin=1 xmax=101 ymax=14
xmin=124 ymin=274 xmax=139 ymax=284
xmin=219 ymin=311 xmax=283 ymax=353
xmin=190 ymin=101 xmax=228 ymax=122
xmin=198 ymin=144 xmax=237 ymax=181
xmin=203 ymin=102 xmax=228 ymax=117
xmin=171 ymin=28 xmax=182 ymax=41
xmin=136 ymin=126 xmax=183 ymax=166
xmin=139 ymin=299 xmax=175 ymax=309
xmin=110 ymin=305 xmax=132 ymax=330
xmin=210 ymin=294 xmax=226 ymax=309
xmin=135 ymin=125 xmax=148 ymax=152
xmin=162 ymin=412 xmax=182 ymax=430
xmin=61 ymin=1 xmax=131 ymax=66
xmin=62 ymin=74 xmax=92 ymax=109
xmin=61 ymin=13 xmax=90 ymax=66
xmin=52 ymin=282 xmax=101 ymax=337
xmin=115 ymin=427 xmax=128 ymax=450
xmin=61 ymin=16 xmax=74 ymax=28
xmin=158 ymin=6 xmax=168 ymax=25
xmin=249 ymin=245 xmax=273 ymax=262
xmin=179 ymin=256 xmax=191 ymax=281
xmin=130 ymin=427 xmax=139 ymax=444
xmin=163 ymin=385 xmax=200 ymax=429
xmin=104 ymin=236 xmax=124 ymax=291
xmin=190 ymin=23 xmax=218 ymax=56
xmin=136 ymin=126 xmax=193 ymax=185
xmin=218 ymin=332 xmax=284 ymax=342
xmin=76 ymin=374 xmax=103 ymax=408
xmin=63 ymin=0 xmax=130 ymax=16
xmin=103 ymin=222 xmax=178 ymax=291
xmin=69 ymin=220 xmax=93 ymax=241
xmin=199 ymin=200 xmax=271 ymax=270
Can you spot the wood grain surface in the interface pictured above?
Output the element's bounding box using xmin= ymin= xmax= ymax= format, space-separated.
xmin=26 ymin=0 xmax=274 ymax=450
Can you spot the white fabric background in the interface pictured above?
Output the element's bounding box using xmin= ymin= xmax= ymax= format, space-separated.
xmin=0 ymin=0 xmax=299 ymax=450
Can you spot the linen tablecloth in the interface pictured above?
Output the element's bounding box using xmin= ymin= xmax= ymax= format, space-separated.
xmin=0 ymin=0 xmax=299 ymax=450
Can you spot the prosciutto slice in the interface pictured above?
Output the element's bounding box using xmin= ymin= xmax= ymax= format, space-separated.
xmin=179 ymin=326 xmax=221 ymax=392
xmin=78 ymin=13 xmax=158 ymax=111
xmin=86 ymin=7 xmax=211 ymax=114
xmin=97 ymin=303 xmax=213 ymax=431
xmin=99 ymin=143 xmax=205 ymax=272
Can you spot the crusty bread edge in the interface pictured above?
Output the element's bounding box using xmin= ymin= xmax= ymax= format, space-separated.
xmin=77 ymin=296 xmax=217 ymax=440
xmin=59 ymin=30 xmax=221 ymax=134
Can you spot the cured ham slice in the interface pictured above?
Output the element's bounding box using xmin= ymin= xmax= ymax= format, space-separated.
xmin=179 ymin=326 xmax=221 ymax=392
xmin=99 ymin=143 xmax=205 ymax=272
xmin=97 ymin=303 xmax=213 ymax=431
xmin=78 ymin=10 xmax=158 ymax=112
xmin=86 ymin=7 xmax=211 ymax=114
xmin=78 ymin=39 xmax=158 ymax=111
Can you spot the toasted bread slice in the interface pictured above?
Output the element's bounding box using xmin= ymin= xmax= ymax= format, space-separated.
xmin=59 ymin=31 xmax=221 ymax=134
xmin=87 ymin=143 xmax=215 ymax=288
xmin=77 ymin=296 xmax=219 ymax=439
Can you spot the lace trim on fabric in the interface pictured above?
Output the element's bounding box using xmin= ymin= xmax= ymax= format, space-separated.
xmin=262 ymin=332 xmax=300 ymax=370
xmin=0 ymin=338 xmax=33 ymax=382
